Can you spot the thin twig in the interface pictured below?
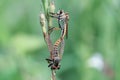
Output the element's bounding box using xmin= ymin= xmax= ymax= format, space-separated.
xmin=40 ymin=1 xmax=56 ymax=80
xmin=51 ymin=70 xmax=56 ymax=80
xmin=40 ymin=13 xmax=53 ymax=59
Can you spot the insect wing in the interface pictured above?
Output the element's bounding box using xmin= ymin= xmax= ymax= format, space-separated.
xmin=59 ymin=39 xmax=65 ymax=59
xmin=66 ymin=21 xmax=68 ymax=39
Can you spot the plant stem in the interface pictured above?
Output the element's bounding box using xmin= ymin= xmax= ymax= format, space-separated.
xmin=40 ymin=0 xmax=56 ymax=80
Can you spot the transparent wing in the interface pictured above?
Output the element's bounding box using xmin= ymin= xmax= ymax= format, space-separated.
xmin=59 ymin=39 xmax=65 ymax=59
xmin=66 ymin=21 xmax=68 ymax=39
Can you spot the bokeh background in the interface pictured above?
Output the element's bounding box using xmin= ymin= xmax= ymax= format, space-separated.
xmin=0 ymin=0 xmax=120 ymax=80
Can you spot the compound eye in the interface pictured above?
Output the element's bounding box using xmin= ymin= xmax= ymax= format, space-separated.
xmin=57 ymin=10 xmax=63 ymax=14
xmin=60 ymin=10 xmax=63 ymax=14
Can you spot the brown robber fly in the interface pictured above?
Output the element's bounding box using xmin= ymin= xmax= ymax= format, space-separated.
xmin=46 ymin=39 xmax=65 ymax=70
xmin=46 ymin=10 xmax=69 ymax=70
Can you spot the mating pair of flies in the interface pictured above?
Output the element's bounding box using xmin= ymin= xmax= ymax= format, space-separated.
xmin=46 ymin=10 xmax=69 ymax=70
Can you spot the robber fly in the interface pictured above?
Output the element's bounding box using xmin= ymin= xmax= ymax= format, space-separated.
xmin=46 ymin=27 xmax=66 ymax=70
xmin=46 ymin=39 xmax=65 ymax=70
xmin=49 ymin=10 xmax=69 ymax=39
xmin=46 ymin=10 xmax=68 ymax=70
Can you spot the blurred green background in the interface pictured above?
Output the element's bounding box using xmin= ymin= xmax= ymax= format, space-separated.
xmin=0 ymin=0 xmax=120 ymax=80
